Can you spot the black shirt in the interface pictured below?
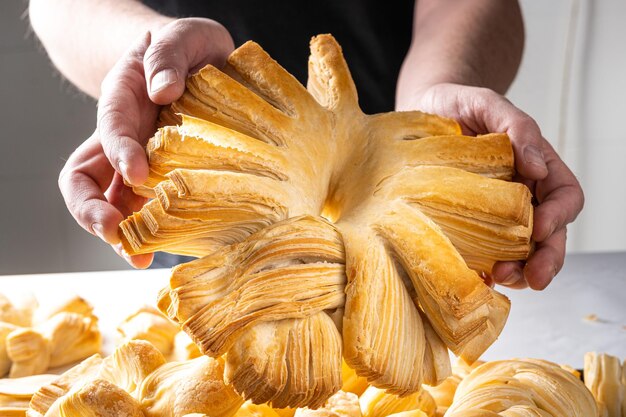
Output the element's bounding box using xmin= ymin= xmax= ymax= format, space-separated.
xmin=142 ymin=0 xmax=414 ymax=114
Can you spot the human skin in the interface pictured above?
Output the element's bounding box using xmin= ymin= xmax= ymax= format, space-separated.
xmin=396 ymin=0 xmax=584 ymax=290
xmin=30 ymin=0 xmax=583 ymax=289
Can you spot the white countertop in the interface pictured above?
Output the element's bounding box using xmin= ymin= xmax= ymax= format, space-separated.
xmin=1 ymin=252 xmax=624 ymax=368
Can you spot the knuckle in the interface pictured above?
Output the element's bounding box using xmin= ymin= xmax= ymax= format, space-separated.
xmin=77 ymin=202 xmax=96 ymax=229
xmin=144 ymin=38 xmax=183 ymax=73
xmin=58 ymin=164 xmax=70 ymax=192
xmin=575 ymin=180 xmax=585 ymax=211
xmin=516 ymin=113 xmax=541 ymax=134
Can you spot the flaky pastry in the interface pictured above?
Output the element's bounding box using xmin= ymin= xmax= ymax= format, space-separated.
xmin=171 ymin=330 xmax=202 ymax=362
xmin=421 ymin=359 xmax=484 ymax=417
xmin=117 ymin=306 xmax=180 ymax=357
xmin=1 ymin=295 xmax=101 ymax=379
xmin=584 ymin=352 xmax=625 ymax=417
xmin=295 ymin=391 xmax=362 ymax=417
xmin=234 ymin=401 xmax=282 ymax=417
xmin=121 ymin=34 xmax=533 ymax=407
xmin=341 ymin=361 xmax=369 ymax=397
xmin=0 ymin=293 xmax=37 ymax=328
xmin=0 ymin=374 xmax=56 ymax=417
xmin=444 ymin=358 xmax=597 ymax=417
xmin=26 ymin=340 xmax=243 ymax=417
xmin=359 ymin=386 xmax=435 ymax=417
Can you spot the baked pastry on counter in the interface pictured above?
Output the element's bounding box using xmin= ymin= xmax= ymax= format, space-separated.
xmin=421 ymin=360 xmax=483 ymax=417
xmin=117 ymin=305 xmax=180 ymax=357
xmin=122 ymin=34 xmax=533 ymax=408
xmin=584 ymin=352 xmax=625 ymax=417
xmin=27 ymin=340 xmax=243 ymax=417
xmin=359 ymin=386 xmax=436 ymax=417
xmin=444 ymin=358 xmax=598 ymax=417
xmin=0 ymin=294 xmax=101 ymax=379
xmin=0 ymin=374 xmax=56 ymax=417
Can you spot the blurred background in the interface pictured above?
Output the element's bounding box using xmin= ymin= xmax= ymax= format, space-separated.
xmin=1 ymin=0 xmax=625 ymax=274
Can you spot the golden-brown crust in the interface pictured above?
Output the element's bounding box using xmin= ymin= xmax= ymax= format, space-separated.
xmin=27 ymin=354 xmax=103 ymax=417
xmin=117 ymin=306 xmax=181 ymax=357
xmin=138 ymin=356 xmax=243 ymax=417
xmin=225 ymin=314 xmax=342 ymax=409
xmin=120 ymin=34 xmax=533 ymax=407
xmin=57 ymin=379 xmax=145 ymax=417
xmin=584 ymin=352 xmax=625 ymax=417
xmin=27 ymin=340 xmax=244 ymax=417
xmin=359 ymin=386 xmax=436 ymax=417
xmin=445 ymin=359 xmax=598 ymax=417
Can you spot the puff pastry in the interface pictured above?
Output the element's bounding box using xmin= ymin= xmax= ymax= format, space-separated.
xmin=0 ymin=293 xmax=37 ymax=328
xmin=421 ymin=360 xmax=483 ymax=417
xmin=26 ymin=340 xmax=243 ymax=417
xmin=171 ymin=330 xmax=202 ymax=362
xmin=1 ymin=295 xmax=101 ymax=379
xmin=341 ymin=361 xmax=369 ymax=397
xmin=359 ymin=386 xmax=435 ymax=417
xmin=444 ymin=358 xmax=598 ymax=417
xmin=294 ymin=391 xmax=362 ymax=417
xmin=117 ymin=305 xmax=180 ymax=357
xmin=121 ymin=35 xmax=533 ymax=407
xmin=584 ymin=352 xmax=625 ymax=417
xmin=0 ymin=374 xmax=56 ymax=417
xmin=234 ymin=401 xmax=282 ymax=417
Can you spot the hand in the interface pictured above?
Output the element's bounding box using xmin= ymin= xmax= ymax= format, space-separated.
xmin=58 ymin=18 xmax=234 ymax=268
xmin=404 ymin=83 xmax=584 ymax=290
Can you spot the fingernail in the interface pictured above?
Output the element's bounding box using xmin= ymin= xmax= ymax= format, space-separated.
xmin=499 ymin=270 xmax=522 ymax=286
xmin=119 ymin=161 xmax=130 ymax=181
xmin=92 ymin=223 xmax=106 ymax=241
xmin=150 ymin=68 xmax=177 ymax=93
xmin=523 ymin=145 xmax=547 ymax=171
xmin=120 ymin=248 xmax=132 ymax=262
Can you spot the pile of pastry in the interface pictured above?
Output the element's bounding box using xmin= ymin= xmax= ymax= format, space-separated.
xmin=1 ymin=293 xmax=624 ymax=417
xmin=0 ymin=293 xmax=100 ymax=379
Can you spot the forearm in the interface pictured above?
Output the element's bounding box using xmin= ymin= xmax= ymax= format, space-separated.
xmin=29 ymin=0 xmax=173 ymax=98
xmin=396 ymin=0 xmax=524 ymax=110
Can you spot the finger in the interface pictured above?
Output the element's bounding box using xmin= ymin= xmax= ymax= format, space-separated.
xmin=105 ymin=172 xmax=148 ymax=218
xmin=98 ymin=32 xmax=153 ymax=186
xmin=479 ymin=271 xmax=495 ymax=288
xmin=469 ymin=89 xmax=549 ymax=181
xmin=112 ymin=243 xmax=154 ymax=269
xmin=532 ymin=146 xmax=584 ymax=242
xmin=491 ymin=260 xmax=528 ymax=289
xmin=144 ymin=18 xmax=234 ymax=105
xmin=58 ymin=135 xmax=123 ymax=245
xmin=524 ymin=227 xmax=567 ymax=290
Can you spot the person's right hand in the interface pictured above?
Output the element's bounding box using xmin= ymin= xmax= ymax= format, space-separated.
xmin=58 ymin=18 xmax=234 ymax=268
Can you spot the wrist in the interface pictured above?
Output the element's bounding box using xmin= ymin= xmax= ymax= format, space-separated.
xmin=396 ymin=82 xmax=455 ymax=112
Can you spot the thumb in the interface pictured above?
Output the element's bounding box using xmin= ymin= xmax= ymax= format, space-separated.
xmin=144 ymin=18 xmax=234 ymax=105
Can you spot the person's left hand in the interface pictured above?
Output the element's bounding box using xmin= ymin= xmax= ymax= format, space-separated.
xmin=402 ymin=83 xmax=584 ymax=290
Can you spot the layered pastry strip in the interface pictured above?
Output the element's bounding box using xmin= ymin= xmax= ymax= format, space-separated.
xmin=421 ymin=360 xmax=484 ymax=417
xmin=159 ymin=216 xmax=345 ymax=409
xmin=445 ymin=359 xmax=598 ymax=417
xmin=116 ymin=305 xmax=203 ymax=361
xmin=123 ymin=34 xmax=535 ymax=407
xmin=359 ymin=386 xmax=436 ymax=417
xmin=584 ymin=352 xmax=625 ymax=417
xmin=27 ymin=340 xmax=244 ymax=417
xmin=121 ymin=168 xmax=291 ymax=257
xmin=117 ymin=306 xmax=181 ymax=358
xmin=0 ymin=374 xmax=56 ymax=417
xmin=133 ymin=117 xmax=291 ymax=198
xmin=0 ymin=294 xmax=101 ymax=379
